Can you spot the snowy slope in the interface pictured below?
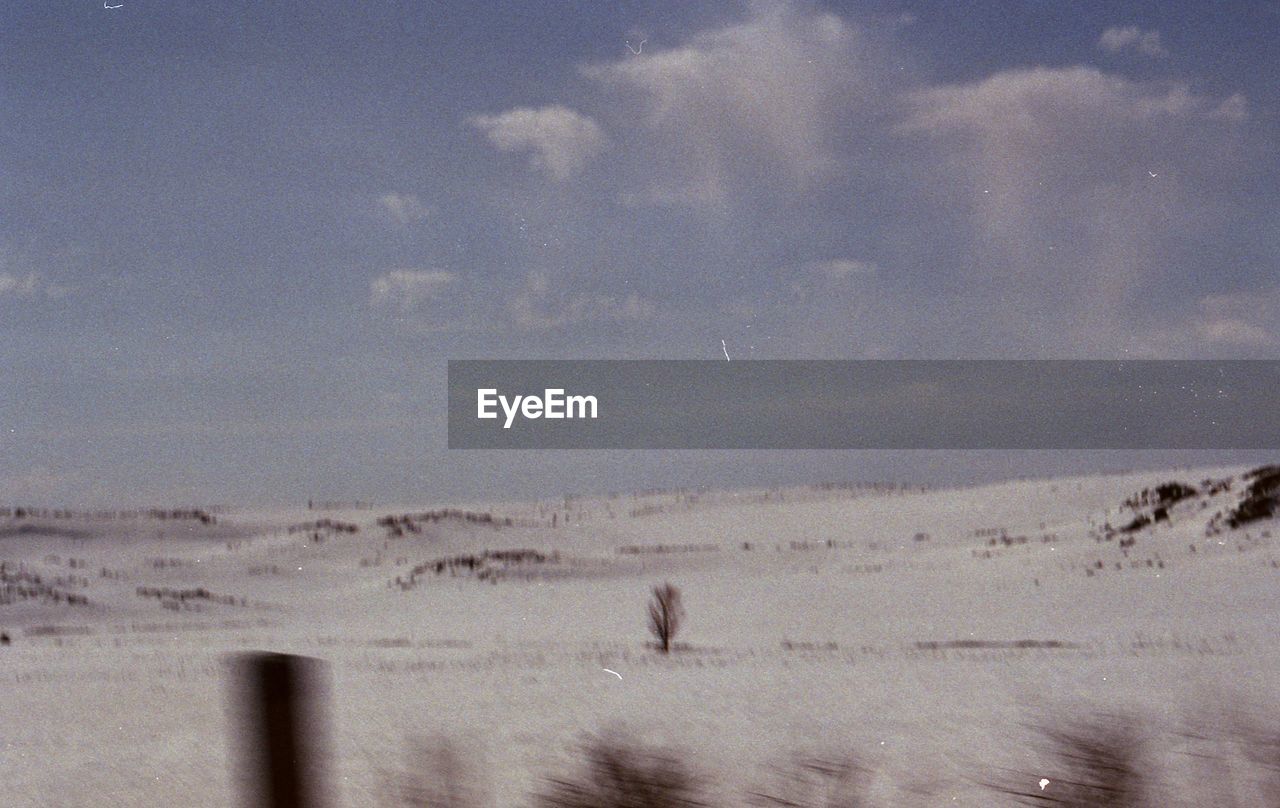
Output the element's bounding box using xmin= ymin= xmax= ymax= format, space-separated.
xmin=2 ymin=465 xmax=1278 ymax=806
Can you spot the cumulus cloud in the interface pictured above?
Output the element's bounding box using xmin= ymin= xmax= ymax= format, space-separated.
xmin=900 ymin=66 xmax=1250 ymax=353
xmin=468 ymin=105 xmax=607 ymax=180
xmin=1196 ymin=318 xmax=1274 ymax=347
xmin=379 ymin=192 xmax=431 ymax=224
xmin=581 ymin=3 xmax=886 ymax=208
xmin=1192 ymin=292 xmax=1279 ymax=349
xmin=455 ymin=4 xmax=1261 ymax=357
xmin=369 ymin=269 xmax=456 ymax=315
xmin=903 ymin=66 xmax=1242 ymax=138
xmin=0 ymin=272 xmax=40 ymax=297
xmin=0 ymin=272 xmax=71 ymax=300
xmin=1098 ymin=26 xmax=1168 ymax=58
xmin=508 ymin=271 xmax=654 ymax=331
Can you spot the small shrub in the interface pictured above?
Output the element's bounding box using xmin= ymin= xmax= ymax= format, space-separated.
xmin=535 ymin=734 xmax=708 ymax=808
xmin=987 ymin=712 xmax=1148 ymax=806
xmin=386 ymin=737 xmax=485 ymax=808
xmin=1225 ymin=708 xmax=1280 ymax=806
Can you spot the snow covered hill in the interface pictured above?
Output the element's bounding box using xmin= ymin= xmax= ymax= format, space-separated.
xmin=2 ymin=465 xmax=1279 ymax=806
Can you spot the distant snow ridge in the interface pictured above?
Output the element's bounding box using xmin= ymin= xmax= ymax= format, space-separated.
xmin=1097 ymin=465 xmax=1279 ymax=540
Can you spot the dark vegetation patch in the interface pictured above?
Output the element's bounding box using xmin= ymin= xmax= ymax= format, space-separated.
xmin=1101 ymin=468 xmax=1278 ymax=539
xmin=1226 ymin=465 xmax=1280 ymax=529
xmin=535 ymin=734 xmax=709 ymax=808
xmin=0 ymin=507 xmax=216 ymax=523
xmin=0 ymin=562 xmax=90 ymax=606
xmin=135 ymin=586 xmax=264 ymax=611
xmin=618 ymin=543 xmax=721 ymax=555
xmin=378 ymin=509 xmax=517 ymax=537
xmin=0 ymin=523 xmax=94 ymax=540
xmin=974 ymin=530 xmax=1061 ymax=554
xmin=1201 ymin=476 xmax=1233 ymax=496
xmin=1095 ymin=478 xmax=1233 ymax=541
xmin=781 ymin=640 xmax=840 ymax=652
xmin=1118 ymin=513 xmax=1152 ymax=534
xmin=748 ymin=753 xmax=871 ymax=808
xmin=1112 ymin=481 xmax=1202 ymax=535
xmin=914 ymin=639 xmax=1078 ymax=651
xmin=1123 ymin=482 xmax=1198 ymax=511
xmin=379 ymin=702 xmax=1280 ymax=806
xmin=985 ymin=713 xmax=1148 ymax=806
xmin=393 ymin=549 xmax=557 ymax=588
xmin=22 ymin=624 xmax=94 ymax=637
xmin=286 ymin=519 xmax=359 ymax=536
xmin=150 ymin=557 xmax=195 ymax=569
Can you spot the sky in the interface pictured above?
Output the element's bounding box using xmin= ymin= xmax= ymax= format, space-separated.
xmin=3 ymin=0 xmax=1278 ymax=507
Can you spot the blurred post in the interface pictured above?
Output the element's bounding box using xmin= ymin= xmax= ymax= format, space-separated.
xmin=231 ymin=652 xmax=332 ymax=808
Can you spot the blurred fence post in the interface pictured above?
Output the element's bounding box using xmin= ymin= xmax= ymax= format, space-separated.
xmin=232 ymin=652 xmax=331 ymax=808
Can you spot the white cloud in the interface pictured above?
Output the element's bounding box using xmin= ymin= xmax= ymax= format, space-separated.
xmin=777 ymin=258 xmax=882 ymax=330
xmin=1098 ymin=26 xmax=1168 ymax=58
xmin=582 ymin=3 xmax=885 ymax=208
xmin=1213 ymin=93 xmax=1248 ymax=122
xmin=1193 ymin=292 xmax=1279 ymax=348
xmin=0 ymin=272 xmax=70 ymax=300
xmin=1196 ymin=318 xmax=1275 ymax=347
xmin=369 ymin=269 xmax=654 ymax=334
xmin=0 ymin=272 xmax=40 ymax=297
xmin=804 ymin=258 xmax=877 ymax=280
xmin=379 ymin=192 xmax=431 ymax=224
xmin=508 ymin=271 xmax=654 ymax=331
xmin=468 ymin=105 xmax=607 ymax=180
xmin=900 ymin=66 xmax=1250 ymax=354
xmin=454 ymin=5 xmax=1258 ymax=357
xmin=902 ymin=66 xmax=1240 ymax=139
xmin=369 ymin=270 xmax=457 ymax=315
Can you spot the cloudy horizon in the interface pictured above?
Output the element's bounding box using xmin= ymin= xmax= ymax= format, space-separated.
xmin=4 ymin=1 xmax=1278 ymax=506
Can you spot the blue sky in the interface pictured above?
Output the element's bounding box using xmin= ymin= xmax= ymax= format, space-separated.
xmin=3 ymin=1 xmax=1278 ymax=506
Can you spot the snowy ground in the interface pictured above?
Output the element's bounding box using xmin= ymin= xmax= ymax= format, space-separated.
xmin=2 ymin=466 xmax=1279 ymax=806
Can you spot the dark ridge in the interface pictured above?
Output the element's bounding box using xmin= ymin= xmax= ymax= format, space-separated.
xmin=0 ymin=524 xmax=94 ymax=540
xmin=1226 ymin=465 xmax=1280 ymax=528
xmin=914 ymin=639 xmax=1078 ymax=650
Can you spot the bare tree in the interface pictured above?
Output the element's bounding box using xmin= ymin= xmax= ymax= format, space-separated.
xmin=648 ymin=582 xmax=684 ymax=653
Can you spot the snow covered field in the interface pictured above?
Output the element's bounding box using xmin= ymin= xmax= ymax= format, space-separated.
xmin=3 ymin=465 xmax=1279 ymax=806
